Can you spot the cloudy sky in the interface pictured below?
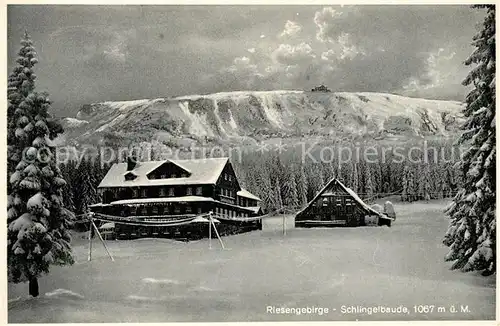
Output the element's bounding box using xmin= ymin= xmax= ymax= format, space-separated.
xmin=8 ymin=5 xmax=484 ymax=117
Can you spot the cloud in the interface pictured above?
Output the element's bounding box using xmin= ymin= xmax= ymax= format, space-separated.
xmin=102 ymin=32 xmax=129 ymax=62
xmin=401 ymin=47 xmax=465 ymax=99
xmin=279 ymin=20 xmax=302 ymax=38
xmin=7 ymin=5 xmax=483 ymax=116
xmin=314 ymin=7 xmax=343 ymax=43
xmin=320 ymin=32 xmax=364 ymax=62
xmin=199 ymin=5 xmax=477 ymax=100
xmin=271 ymin=42 xmax=315 ymax=65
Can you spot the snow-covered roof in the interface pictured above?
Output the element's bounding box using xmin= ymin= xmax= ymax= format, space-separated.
xmin=337 ymin=183 xmax=388 ymax=218
xmin=99 ymin=222 xmax=115 ymax=230
xmin=237 ymin=189 xmax=261 ymax=201
xmin=89 ymin=203 xmax=112 ymax=207
xmin=98 ymin=157 xmax=229 ymax=188
xmin=245 ymin=206 xmax=262 ymax=214
xmin=110 ymin=196 xmax=215 ymax=206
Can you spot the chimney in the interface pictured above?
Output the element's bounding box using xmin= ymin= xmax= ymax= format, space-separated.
xmin=127 ymin=155 xmax=137 ymax=171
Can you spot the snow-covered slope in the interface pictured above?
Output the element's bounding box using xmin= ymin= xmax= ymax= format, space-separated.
xmin=64 ymin=90 xmax=464 ymax=146
xmin=61 ymin=117 xmax=89 ymax=128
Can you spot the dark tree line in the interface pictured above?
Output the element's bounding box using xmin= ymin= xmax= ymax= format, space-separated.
xmin=59 ymin=138 xmax=463 ymax=220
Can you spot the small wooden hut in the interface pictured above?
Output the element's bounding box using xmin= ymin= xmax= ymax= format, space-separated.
xmin=295 ymin=178 xmax=393 ymax=227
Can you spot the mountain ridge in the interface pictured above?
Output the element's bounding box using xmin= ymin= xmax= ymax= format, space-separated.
xmin=59 ymin=90 xmax=465 ymax=148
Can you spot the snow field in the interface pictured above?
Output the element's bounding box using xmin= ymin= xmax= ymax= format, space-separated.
xmin=8 ymin=199 xmax=495 ymax=322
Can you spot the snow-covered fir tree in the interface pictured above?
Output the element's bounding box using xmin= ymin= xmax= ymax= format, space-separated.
xmin=352 ymin=162 xmax=359 ymax=193
xmin=7 ymin=33 xmax=74 ymax=297
xmin=7 ymin=31 xmax=38 ymax=178
xmin=401 ymin=166 xmax=408 ymax=201
xmin=258 ymin=165 xmax=276 ymax=211
xmin=7 ymin=94 xmax=74 ymax=296
xmin=282 ymin=167 xmax=299 ymax=208
xmin=74 ymin=158 xmax=98 ymax=215
xmin=444 ymin=5 xmax=496 ymax=276
xmin=365 ymin=164 xmax=374 ymax=199
xmin=274 ymin=177 xmax=283 ymax=211
xmin=417 ymin=164 xmax=432 ymax=200
xmin=401 ymin=165 xmax=416 ymax=202
xmin=423 ymin=164 xmax=432 ymax=201
xmin=297 ymin=163 xmax=308 ymax=206
xmin=60 ymin=162 xmax=76 ymax=212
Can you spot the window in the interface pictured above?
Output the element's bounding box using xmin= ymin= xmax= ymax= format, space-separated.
xmin=159 ymin=188 xmax=166 ymax=197
xmin=174 ymin=205 xmax=180 ymax=214
xmin=224 ymin=174 xmax=227 ymax=181
xmin=141 ymin=189 xmax=147 ymax=198
xmin=125 ymin=173 xmax=136 ymax=181
xmin=197 ymin=207 xmax=202 ymax=214
xmin=141 ymin=206 xmax=148 ymax=216
xmin=152 ymin=206 xmax=159 ymax=214
xmin=161 ymin=174 xmax=167 ymax=179
xmin=196 ymin=187 xmax=202 ymax=195
xmin=186 ymin=206 xmax=192 ymax=213
xmin=130 ymin=206 xmax=137 ymax=215
xmin=172 ymin=174 xmax=176 ymax=178
xmin=132 ymin=189 xmax=139 ymax=198
xmin=181 ymin=173 xmax=188 ymax=178
xmin=322 ymin=197 xmax=329 ymax=207
xmin=168 ymin=188 xmax=175 ymax=197
xmin=186 ymin=187 xmax=192 ymax=195
xmin=228 ymin=174 xmax=232 ymax=181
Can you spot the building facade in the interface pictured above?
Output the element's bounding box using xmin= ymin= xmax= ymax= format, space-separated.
xmin=90 ymin=157 xmax=262 ymax=239
xmin=295 ymin=178 xmax=393 ymax=227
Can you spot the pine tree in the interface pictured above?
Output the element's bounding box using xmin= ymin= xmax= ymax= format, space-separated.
xmin=352 ymin=162 xmax=359 ymax=193
xmin=60 ymin=162 xmax=76 ymax=212
xmin=283 ymin=167 xmax=299 ymax=208
xmin=314 ymin=163 xmax=325 ymax=191
xmin=7 ymin=34 xmax=74 ymax=296
xmin=297 ymin=163 xmax=308 ymax=206
xmin=438 ymin=163 xmax=449 ymax=199
xmin=417 ymin=165 xmax=425 ymax=200
xmin=401 ymin=165 xmax=416 ymax=202
xmin=275 ymin=177 xmax=283 ymax=211
xmin=401 ymin=165 xmax=409 ymax=202
xmin=422 ymin=164 xmax=432 ymax=201
xmin=74 ymin=158 xmax=98 ymax=215
xmin=410 ymin=165 xmax=418 ymax=202
xmin=258 ymin=164 xmax=276 ymax=212
xmin=365 ymin=164 xmax=374 ymax=199
xmin=337 ymin=163 xmax=343 ymax=182
xmin=7 ymin=31 xmax=38 ymax=179
xmin=444 ymin=5 xmax=495 ymax=275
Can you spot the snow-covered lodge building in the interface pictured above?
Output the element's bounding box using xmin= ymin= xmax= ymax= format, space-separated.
xmin=295 ymin=178 xmax=393 ymax=228
xmin=90 ymin=157 xmax=262 ymax=239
